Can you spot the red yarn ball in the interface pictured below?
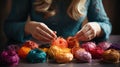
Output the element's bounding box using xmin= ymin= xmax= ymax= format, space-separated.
xmin=23 ymin=40 xmax=39 ymax=49
xmin=90 ymin=47 xmax=104 ymax=59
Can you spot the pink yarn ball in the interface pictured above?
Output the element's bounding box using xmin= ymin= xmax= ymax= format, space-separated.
xmin=82 ymin=42 xmax=96 ymax=52
xmin=1 ymin=49 xmax=19 ymax=66
xmin=74 ymin=49 xmax=92 ymax=63
xmin=97 ymin=41 xmax=111 ymax=50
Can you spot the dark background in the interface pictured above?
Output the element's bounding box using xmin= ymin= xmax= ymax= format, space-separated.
xmin=103 ymin=0 xmax=120 ymax=35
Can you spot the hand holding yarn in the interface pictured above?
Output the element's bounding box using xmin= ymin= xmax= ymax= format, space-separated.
xmin=25 ymin=21 xmax=57 ymax=43
xmin=75 ymin=22 xmax=102 ymax=41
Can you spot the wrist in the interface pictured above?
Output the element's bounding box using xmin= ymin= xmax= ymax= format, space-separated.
xmin=93 ymin=22 xmax=102 ymax=37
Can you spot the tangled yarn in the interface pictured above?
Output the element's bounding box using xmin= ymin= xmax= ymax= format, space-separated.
xmin=71 ymin=47 xmax=84 ymax=56
xmin=102 ymin=49 xmax=120 ymax=63
xmin=66 ymin=36 xmax=80 ymax=48
xmin=23 ymin=40 xmax=39 ymax=49
xmin=90 ymin=47 xmax=104 ymax=59
xmin=51 ymin=37 xmax=68 ymax=48
xmin=47 ymin=46 xmax=73 ymax=63
xmin=97 ymin=41 xmax=111 ymax=50
xmin=18 ymin=46 xmax=31 ymax=59
xmin=82 ymin=42 xmax=96 ymax=52
xmin=48 ymin=46 xmax=71 ymax=59
xmin=0 ymin=45 xmax=19 ymax=66
xmin=55 ymin=52 xmax=73 ymax=63
xmin=109 ymin=43 xmax=120 ymax=50
xmin=26 ymin=48 xmax=47 ymax=63
xmin=74 ymin=48 xmax=92 ymax=63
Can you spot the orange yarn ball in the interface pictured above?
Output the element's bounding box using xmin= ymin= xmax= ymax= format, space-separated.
xmin=55 ymin=52 xmax=73 ymax=63
xmin=47 ymin=46 xmax=71 ymax=59
xmin=102 ymin=49 xmax=120 ymax=63
xmin=18 ymin=46 xmax=31 ymax=59
xmin=51 ymin=37 xmax=68 ymax=48
xmin=67 ymin=36 xmax=80 ymax=48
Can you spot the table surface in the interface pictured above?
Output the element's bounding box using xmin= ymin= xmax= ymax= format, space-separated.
xmin=1 ymin=35 xmax=120 ymax=67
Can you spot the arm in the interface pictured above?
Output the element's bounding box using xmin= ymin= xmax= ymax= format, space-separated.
xmin=4 ymin=21 xmax=31 ymax=43
xmin=87 ymin=0 xmax=112 ymax=42
xmin=3 ymin=0 xmax=31 ymax=43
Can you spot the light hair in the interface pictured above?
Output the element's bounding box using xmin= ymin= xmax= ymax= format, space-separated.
xmin=67 ymin=0 xmax=86 ymax=20
xmin=34 ymin=0 xmax=86 ymax=20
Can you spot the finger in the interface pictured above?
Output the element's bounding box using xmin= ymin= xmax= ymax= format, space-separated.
xmin=84 ymin=30 xmax=92 ymax=37
xmin=36 ymin=27 xmax=54 ymax=40
xmin=82 ymin=24 xmax=90 ymax=33
xmin=39 ymin=23 xmax=57 ymax=38
xmin=88 ymin=34 xmax=95 ymax=40
xmin=33 ymin=31 xmax=51 ymax=43
xmin=75 ymin=24 xmax=90 ymax=38
xmin=77 ymin=34 xmax=88 ymax=41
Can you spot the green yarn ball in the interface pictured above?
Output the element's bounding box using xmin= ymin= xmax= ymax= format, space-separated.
xmin=26 ymin=48 xmax=47 ymax=63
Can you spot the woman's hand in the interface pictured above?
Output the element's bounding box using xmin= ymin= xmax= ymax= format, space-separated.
xmin=25 ymin=21 xmax=57 ymax=43
xmin=74 ymin=22 xmax=102 ymax=41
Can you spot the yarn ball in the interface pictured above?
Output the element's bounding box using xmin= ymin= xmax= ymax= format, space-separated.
xmin=74 ymin=48 xmax=92 ymax=63
xmin=23 ymin=40 xmax=39 ymax=49
xmin=71 ymin=47 xmax=84 ymax=56
xmin=102 ymin=49 xmax=120 ymax=63
xmin=7 ymin=45 xmax=20 ymax=51
xmin=90 ymin=47 xmax=104 ymax=59
xmin=26 ymin=48 xmax=47 ymax=63
xmin=51 ymin=37 xmax=68 ymax=48
xmin=109 ymin=43 xmax=120 ymax=50
xmin=0 ymin=49 xmax=19 ymax=66
xmin=18 ymin=46 xmax=31 ymax=59
xmin=54 ymin=52 xmax=73 ymax=63
xmin=97 ymin=41 xmax=111 ymax=50
xmin=47 ymin=46 xmax=71 ymax=59
xmin=82 ymin=42 xmax=96 ymax=52
xmin=66 ymin=36 xmax=80 ymax=48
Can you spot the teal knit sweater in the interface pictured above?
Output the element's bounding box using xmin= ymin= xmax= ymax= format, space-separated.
xmin=4 ymin=0 xmax=112 ymax=44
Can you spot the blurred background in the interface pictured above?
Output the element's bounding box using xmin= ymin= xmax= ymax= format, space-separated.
xmin=103 ymin=0 xmax=120 ymax=35
xmin=0 ymin=0 xmax=120 ymax=41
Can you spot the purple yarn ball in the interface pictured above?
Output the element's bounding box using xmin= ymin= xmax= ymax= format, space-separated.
xmin=97 ymin=41 xmax=111 ymax=50
xmin=109 ymin=43 xmax=120 ymax=50
xmin=1 ymin=49 xmax=19 ymax=66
